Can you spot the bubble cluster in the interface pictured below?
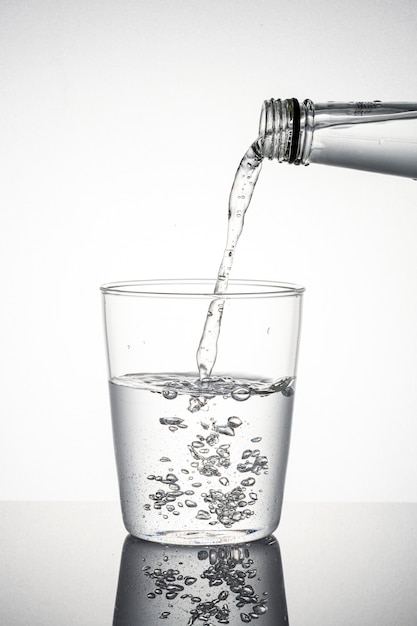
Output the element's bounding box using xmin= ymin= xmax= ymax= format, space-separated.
xmin=143 ymin=564 xmax=196 ymax=602
xmin=147 ymin=473 xmax=184 ymax=514
xmin=214 ymin=415 xmax=242 ymax=436
xmin=188 ymin=591 xmax=230 ymax=625
xmin=147 ymin=403 xmax=272 ymax=526
xmin=188 ymin=436 xmax=232 ymax=479
xmin=142 ymin=544 xmax=268 ymax=624
xmin=202 ymin=486 xmax=255 ymax=527
xmin=198 ymin=545 xmax=268 ymax=622
xmin=237 ymin=449 xmax=269 ymax=475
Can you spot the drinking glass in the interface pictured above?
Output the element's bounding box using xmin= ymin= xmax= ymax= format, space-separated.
xmin=101 ymin=279 xmax=304 ymax=544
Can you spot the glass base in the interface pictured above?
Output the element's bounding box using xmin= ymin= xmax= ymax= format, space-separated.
xmin=130 ymin=526 xmax=277 ymax=545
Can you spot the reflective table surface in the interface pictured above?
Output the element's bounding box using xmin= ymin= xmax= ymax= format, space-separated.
xmin=1 ymin=502 xmax=416 ymax=625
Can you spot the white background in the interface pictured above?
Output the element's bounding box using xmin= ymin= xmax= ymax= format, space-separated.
xmin=1 ymin=0 xmax=417 ymax=502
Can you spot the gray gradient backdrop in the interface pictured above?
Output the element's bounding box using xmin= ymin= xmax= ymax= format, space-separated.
xmin=1 ymin=0 xmax=417 ymax=501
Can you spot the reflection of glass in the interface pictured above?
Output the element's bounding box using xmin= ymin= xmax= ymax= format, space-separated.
xmin=113 ymin=534 xmax=288 ymax=625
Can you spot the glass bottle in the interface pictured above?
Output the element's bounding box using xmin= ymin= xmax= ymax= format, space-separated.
xmin=259 ymin=98 xmax=417 ymax=178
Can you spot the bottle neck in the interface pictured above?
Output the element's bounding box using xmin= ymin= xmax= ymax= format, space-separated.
xmin=258 ymin=98 xmax=314 ymax=164
xmin=259 ymin=99 xmax=417 ymax=173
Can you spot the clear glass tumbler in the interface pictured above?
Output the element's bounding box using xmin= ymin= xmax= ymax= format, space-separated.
xmin=101 ymin=279 xmax=304 ymax=545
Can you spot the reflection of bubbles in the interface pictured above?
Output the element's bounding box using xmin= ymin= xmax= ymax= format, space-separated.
xmin=113 ymin=535 xmax=288 ymax=625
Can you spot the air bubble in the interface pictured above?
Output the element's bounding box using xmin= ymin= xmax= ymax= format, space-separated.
xmin=228 ymin=416 xmax=243 ymax=427
xmin=165 ymin=591 xmax=177 ymax=600
xmin=159 ymin=417 xmax=184 ymax=426
xmin=215 ymin=425 xmax=235 ymax=436
xmin=162 ymin=389 xmax=178 ymax=400
xmin=241 ymin=477 xmax=256 ymax=487
xmin=209 ymin=549 xmax=218 ymax=564
xmin=282 ymin=385 xmax=294 ymax=397
xmin=185 ymin=500 xmax=197 ymax=508
xmin=206 ymin=433 xmax=219 ymax=446
xmin=188 ymin=397 xmax=207 ymax=413
xmin=196 ymin=510 xmax=211 ymax=520
xmin=231 ymin=387 xmax=251 ymax=401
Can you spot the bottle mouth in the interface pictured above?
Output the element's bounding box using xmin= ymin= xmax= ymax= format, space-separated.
xmin=258 ymin=98 xmax=300 ymax=163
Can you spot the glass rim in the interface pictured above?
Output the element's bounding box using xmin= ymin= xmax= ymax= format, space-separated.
xmin=100 ymin=278 xmax=305 ymax=299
